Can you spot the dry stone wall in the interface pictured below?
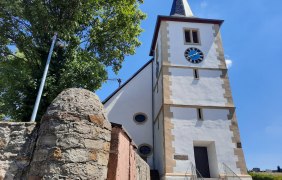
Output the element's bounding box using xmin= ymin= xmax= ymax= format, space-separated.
xmin=27 ymin=88 xmax=112 ymax=180
xmin=0 ymin=88 xmax=151 ymax=180
xmin=0 ymin=122 xmax=38 ymax=180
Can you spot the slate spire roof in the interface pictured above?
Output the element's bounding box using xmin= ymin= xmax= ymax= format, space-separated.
xmin=170 ymin=0 xmax=194 ymax=17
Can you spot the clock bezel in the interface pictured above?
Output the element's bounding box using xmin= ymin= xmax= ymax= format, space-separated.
xmin=184 ymin=47 xmax=204 ymax=64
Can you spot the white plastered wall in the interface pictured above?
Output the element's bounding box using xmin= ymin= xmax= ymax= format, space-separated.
xmin=153 ymin=32 xmax=162 ymax=87
xmin=153 ymin=32 xmax=163 ymax=120
xmin=167 ymin=21 xmax=221 ymax=68
xmin=154 ymin=74 xmax=163 ymax=119
xmin=170 ymin=106 xmax=241 ymax=176
xmin=104 ymin=63 xmax=154 ymax=167
xmin=154 ymin=110 xmax=165 ymax=176
xmin=169 ymin=67 xmax=227 ymax=106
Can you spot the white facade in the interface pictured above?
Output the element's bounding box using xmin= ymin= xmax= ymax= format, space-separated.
xmin=154 ymin=109 xmax=165 ymax=176
xmin=104 ymin=62 xmax=154 ymax=167
xmin=167 ymin=21 xmax=222 ymax=68
xmin=153 ymin=33 xmax=164 ymax=120
xmin=169 ymin=68 xmax=227 ymax=106
xmin=103 ymin=1 xmax=250 ymax=179
xmin=171 ymin=107 xmax=239 ymax=174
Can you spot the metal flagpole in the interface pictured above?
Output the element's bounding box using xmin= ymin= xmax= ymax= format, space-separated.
xmin=30 ymin=33 xmax=58 ymax=122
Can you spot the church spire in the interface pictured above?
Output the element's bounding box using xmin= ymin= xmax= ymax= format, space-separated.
xmin=170 ymin=0 xmax=194 ymax=17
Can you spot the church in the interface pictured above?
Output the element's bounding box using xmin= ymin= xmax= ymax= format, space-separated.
xmin=103 ymin=0 xmax=251 ymax=179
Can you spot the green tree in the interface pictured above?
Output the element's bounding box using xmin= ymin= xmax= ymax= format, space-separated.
xmin=0 ymin=94 xmax=5 ymax=120
xmin=0 ymin=0 xmax=146 ymax=122
xmin=0 ymin=114 xmax=4 ymax=121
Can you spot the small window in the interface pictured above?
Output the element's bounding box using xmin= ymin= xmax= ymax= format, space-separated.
xmin=155 ymin=44 xmax=160 ymax=78
xmin=185 ymin=30 xmax=192 ymax=43
xmin=197 ymin=109 xmax=203 ymax=120
xmin=156 ymin=61 xmax=159 ymax=78
xmin=194 ymin=69 xmax=199 ymax=79
xmin=184 ymin=29 xmax=200 ymax=44
xmin=192 ymin=30 xmax=199 ymax=43
xmin=157 ymin=81 xmax=159 ymax=93
xmin=155 ymin=44 xmax=159 ymax=61
xmin=133 ymin=113 xmax=147 ymax=124
xmin=138 ymin=144 xmax=153 ymax=157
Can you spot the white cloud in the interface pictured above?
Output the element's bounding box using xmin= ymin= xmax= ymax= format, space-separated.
xmin=225 ymin=59 xmax=233 ymax=69
xmin=200 ymin=1 xmax=208 ymax=9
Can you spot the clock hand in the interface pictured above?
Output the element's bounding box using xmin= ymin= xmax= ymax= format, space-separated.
xmin=188 ymin=53 xmax=198 ymax=58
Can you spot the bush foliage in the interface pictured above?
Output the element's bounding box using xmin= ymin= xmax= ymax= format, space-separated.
xmin=250 ymin=172 xmax=282 ymax=180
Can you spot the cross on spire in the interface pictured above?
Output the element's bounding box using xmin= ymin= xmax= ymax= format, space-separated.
xmin=170 ymin=0 xmax=194 ymax=17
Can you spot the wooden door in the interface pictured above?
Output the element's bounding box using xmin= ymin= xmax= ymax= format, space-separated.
xmin=194 ymin=147 xmax=211 ymax=178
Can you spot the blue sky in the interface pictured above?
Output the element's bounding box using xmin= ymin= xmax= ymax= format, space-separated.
xmin=96 ymin=0 xmax=282 ymax=170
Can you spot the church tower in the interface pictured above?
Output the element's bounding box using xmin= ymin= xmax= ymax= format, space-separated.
xmin=103 ymin=0 xmax=251 ymax=179
xmin=151 ymin=0 xmax=251 ymax=179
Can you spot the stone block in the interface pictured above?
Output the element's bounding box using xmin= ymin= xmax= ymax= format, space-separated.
xmin=52 ymin=147 xmax=62 ymax=160
xmin=89 ymin=150 xmax=97 ymax=161
xmin=103 ymin=142 xmax=111 ymax=152
xmin=37 ymin=135 xmax=57 ymax=147
xmin=97 ymin=152 xmax=110 ymax=166
xmin=73 ymin=124 xmax=92 ymax=134
xmin=32 ymin=149 xmax=49 ymax=162
xmin=174 ymin=154 xmax=189 ymax=160
xmin=89 ymin=114 xmax=104 ymax=126
xmin=0 ymin=139 xmax=6 ymax=149
xmin=84 ymin=139 xmax=104 ymax=149
xmin=56 ymin=134 xmax=84 ymax=149
xmin=64 ymin=149 xmax=90 ymax=163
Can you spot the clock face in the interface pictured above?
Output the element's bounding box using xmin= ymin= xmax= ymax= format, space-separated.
xmin=184 ymin=47 xmax=204 ymax=64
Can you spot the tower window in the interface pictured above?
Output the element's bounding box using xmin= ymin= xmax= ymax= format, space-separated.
xmin=194 ymin=69 xmax=199 ymax=79
xmin=197 ymin=108 xmax=203 ymax=120
xmin=156 ymin=61 xmax=159 ymax=78
xmin=185 ymin=30 xmax=191 ymax=43
xmin=184 ymin=29 xmax=200 ymax=44
xmin=192 ymin=30 xmax=199 ymax=43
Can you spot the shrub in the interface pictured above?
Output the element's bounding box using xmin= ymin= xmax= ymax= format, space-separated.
xmin=249 ymin=172 xmax=282 ymax=180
